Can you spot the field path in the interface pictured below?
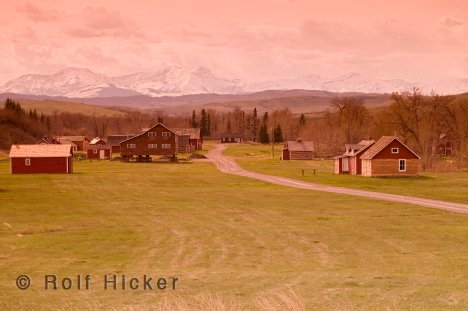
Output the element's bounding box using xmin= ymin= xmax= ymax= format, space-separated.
xmin=206 ymin=144 xmax=468 ymax=214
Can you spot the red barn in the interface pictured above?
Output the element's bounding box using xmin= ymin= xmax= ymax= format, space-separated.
xmin=87 ymin=145 xmax=112 ymax=160
xmin=120 ymin=123 xmax=178 ymax=162
xmin=9 ymin=144 xmax=73 ymax=174
xmin=90 ymin=137 xmax=107 ymax=145
xmin=360 ymin=136 xmax=420 ymax=177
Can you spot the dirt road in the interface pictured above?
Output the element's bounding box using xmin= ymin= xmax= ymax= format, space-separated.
xmin=206 ymin=145 xmax=468 ymax=214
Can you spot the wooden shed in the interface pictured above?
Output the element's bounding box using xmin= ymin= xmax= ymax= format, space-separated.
xmin=9 ymin=144 xmax=73 ymax=174
xmin=334 ymin=140 xmax=375 ymax=174
xmin=172 ymin=128 xmax=203 ymax=151
xmin=282 ymin=140 xmax=314 ymax=160
xmin=87 ymin=144 xmax=112 ymax=160
xmin=220 ymin=133 xmax=243 ymax=143
xmin=55 ymin=136 xmax=89 ymax=152
xmin=90 ymin=137 xmax=107 ymax=145
xmin=120 ymin=123 xmax=178 ymax=162
xmin=360 ymin=136 xmax=420 ymax=177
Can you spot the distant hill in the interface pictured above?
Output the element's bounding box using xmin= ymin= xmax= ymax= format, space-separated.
xmin=0 ymin=90 xmax=393 ymax=114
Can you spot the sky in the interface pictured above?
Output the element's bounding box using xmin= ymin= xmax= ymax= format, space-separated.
xmin=0 ymin=0 xmax=467 ymax=84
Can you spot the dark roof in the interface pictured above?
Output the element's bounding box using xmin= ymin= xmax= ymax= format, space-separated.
xmin=10 ymin=144 xmax=73 ymax=158
xmin=107 ymin=134 xmax=138 ymax=146
xmin=220 ymin=133 xmax=244 ymax=138
xmin=360 ymin=136 xmax=420 ymax=160
xmin=55 ymin=136 xmax=89 ymax=142
xmin=284 ymin=140 xmax=314 ymax=152
xmin=121 ymin=123 xmax=175 ymax=144
xmin=172 ymin=128 xmax=201 ymax=140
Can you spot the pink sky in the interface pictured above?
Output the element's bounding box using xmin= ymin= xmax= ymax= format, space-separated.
xmin=0 ymin=0 xmax=467 ymax=84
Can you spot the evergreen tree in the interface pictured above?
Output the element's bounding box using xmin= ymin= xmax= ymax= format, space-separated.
xmin=251 ymin=108 xmax=259 ymax=140
xmin=190 ymin=110 xmax=198 ymax=127
xmin=262 ymin=111 xmax=269 ymax=124
xmin=207 ymin=113 xmax=211 ymax=136
xmin=46 ymin=116 xmax=52 ymax=131
xmin=226 ymin=118 xmax=232 ymax=133
xmin=273 ymin=124 xmax=284 ymax=143
xmin=200 ymin=109 xmax=209 ymax=136
xmin=259 ymin=124 xmax=270 ymax=144
xmin=299 ymin=114 xmax=306 ymax=126
xmin=40 ymin=113 xmax=45 ymax=123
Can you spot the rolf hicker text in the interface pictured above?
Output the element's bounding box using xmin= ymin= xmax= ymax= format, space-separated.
xmin=43 ymin=274 xmax=178 ymax=291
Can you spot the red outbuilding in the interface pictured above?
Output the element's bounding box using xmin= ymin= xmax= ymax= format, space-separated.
xmin=9 ymin=144 xmax=73 ymax=174
xmin=87 ymin=144 xmax=112 ymax=160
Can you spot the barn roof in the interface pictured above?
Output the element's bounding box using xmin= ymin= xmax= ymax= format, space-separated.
xmin=285 ymin=140 xmax=314 ymax=152
xmin=120 ymin=123 xmax=175 ymax=144
xmin=107 ymin=134 xmax=137 ymax=146
xmin=360 ymin=136 xmax=420 ymax=160
xmin=87 ymin=144 xmax=111 ymax=150
xmin=55 ymin=136 xmax=89 ymax=142
xmin=90 ymin=137 xmax=106 ymax=144
xmin=56 ymin=138 xmax=77 ymax=147
xmin=172 ymin=128 xmax=201 ymax=140
xmin=9 ymin=144 xmax=73 ymax=158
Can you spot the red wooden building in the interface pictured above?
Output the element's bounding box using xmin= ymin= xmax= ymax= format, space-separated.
xmin=282 ymin=140 xmax=314 ymax=160
xmin=334 ymin=140 xmax=375 ymax=174
xmin=90 ymin=137 xmax=107 ymax=145
xmin=120 ymin=123 xmax=178 ymax=162
xmin=87 ymin=145 xmax=112 ymax=160
xmin=172 ymin=128 xmax=203 ymax=151
xmin=360 ymin=136 xmax=420 ymax=177
xmin=55 ymin=136 xmax=89 ymax=152
xmin=107 ymin=134 xmax=137 ymax=153
xmin=9 ymin=144 xmax=73 ymax=174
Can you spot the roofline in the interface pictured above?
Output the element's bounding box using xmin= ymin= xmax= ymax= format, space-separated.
xmin=360 ymin=136 xmax=420 ymax=160
xmin=120 ymin=123 xmax=175 ymax=144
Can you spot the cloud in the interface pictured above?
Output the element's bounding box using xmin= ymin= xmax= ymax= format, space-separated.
xmin=66 ymin=6 xmax=144 ymax=38
xmin=439 ymin=16 xmax=465 ymax=28
xmin=16 ymin=2 xmax=61 ymax=22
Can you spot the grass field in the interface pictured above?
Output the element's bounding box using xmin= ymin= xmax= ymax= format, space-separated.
xmin=223 ymin=143 xmax=468 ymax=204
xmin=0 ymin=155 xmax=467 ymax=310
xmin=18 ymin=99 xmax=127 ymax=117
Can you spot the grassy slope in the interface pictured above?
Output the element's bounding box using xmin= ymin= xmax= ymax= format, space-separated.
xmin=18 ymin=99 xmax=127 ymax=117
xmin=223 ymin=143 xmax=468 ymax=204
xmin=0 ymin=158 xmax=467 ymax=310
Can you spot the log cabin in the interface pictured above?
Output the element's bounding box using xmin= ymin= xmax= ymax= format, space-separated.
xmin=282 ymin=140 xmax=314 ymax=160
xmin=9 ymin=144 xmax=73 ymax=174
xmin=220 ymin=133 xmax=243 ymax=143
xmin=120 ymin=123 xmax=178 ymax=162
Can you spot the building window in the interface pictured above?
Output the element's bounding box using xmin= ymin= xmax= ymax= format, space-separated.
xmin=148 ymin=132 xmax=156 ymax=137
xmin=148 ymin=144 xmax=157 ymax=148
xmin=25 ymin=158 xmax=31 ymax=166
xmin=93 ymin=149 xmax=97 ymax=154
xmin=162 ymin=132 xmax=171 ymax=138
xmin=162 ymin=144 xmax=171 ymax=149
xmin=391 ymin=148 xmax=399 ymax=154
xmin=399 ymin=159 xmax=406 ymax=172
xmin=127 ymin=143 xmax=136 ymax=149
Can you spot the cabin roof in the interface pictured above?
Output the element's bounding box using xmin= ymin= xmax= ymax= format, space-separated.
xmin=172 ymin=128 xmax=201 ymax=140
xmin=55 ymin=136 xmax=89 ymax=142
xmin=285 ymin=140 xmax=314 ymax=152
xmin=360 ymin=136 xmax=420 ymax=160
xmin=220 ymin=133 xmax=244 ymax=138
xmin=9 ymin=144 xmax=73 ymax=158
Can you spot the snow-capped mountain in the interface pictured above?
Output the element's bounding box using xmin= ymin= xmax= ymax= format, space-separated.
xmin=0 ymin=66 xmax=465 ymax=98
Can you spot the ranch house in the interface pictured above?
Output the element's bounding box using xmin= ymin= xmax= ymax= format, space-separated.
xmin=360 ymin=136 xmax=420 ymax=177
xmin=9 ymin=144 xmax=74 ymax=174
xmin=120 ymin=123 xmax=178 ymax=162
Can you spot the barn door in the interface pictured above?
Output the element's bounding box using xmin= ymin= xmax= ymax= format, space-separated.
xmin=342 ymin=158 xmax=349 ymax=172
xmin=99 ymin=150 xmax=105 ymax=159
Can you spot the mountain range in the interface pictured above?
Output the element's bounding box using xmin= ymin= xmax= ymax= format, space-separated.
xmin=0 ymin=66 xmax=466 ymax=98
